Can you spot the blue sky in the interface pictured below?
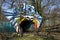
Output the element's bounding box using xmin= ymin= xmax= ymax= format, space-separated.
xmin=2 ymin=0 xmax=60 ymax=22
xmin=1 ymin=0 xmax=60 ymax=27
xmin=2 ymin=0 xmax=42 ymax=22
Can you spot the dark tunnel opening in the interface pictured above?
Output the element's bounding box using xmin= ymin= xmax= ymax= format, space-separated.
xmin=20 ymin=19 xmax=34 ymax=32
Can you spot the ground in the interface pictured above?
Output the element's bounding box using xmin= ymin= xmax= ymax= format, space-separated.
xmin=12 ymin=33 xmax=44 ymax=40
xmin=0 ymin=32 xmax=58 ymax=40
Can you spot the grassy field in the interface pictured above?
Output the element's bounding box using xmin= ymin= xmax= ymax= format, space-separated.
xmin=0 ymin=32 xmax=58 ymax=40
xmin=12 ymin=33 xmax=45 ymax=40
xmin=0 ymin=33 xmax=45 ymax=40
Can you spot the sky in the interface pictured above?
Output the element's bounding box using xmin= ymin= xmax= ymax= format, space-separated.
xmin=41 ymin=0 xmax=60 ymax=14
xmin=2 ymin=0 xmax=60 ymax=23
xmin=1 ymin=0 xmax=60 ymax=28
xmin=1 ymin=0 xmax=42 ymax=24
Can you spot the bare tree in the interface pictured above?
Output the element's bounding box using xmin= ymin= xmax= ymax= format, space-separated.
xmin=0 ymin=0 xmax=8 ymax=21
